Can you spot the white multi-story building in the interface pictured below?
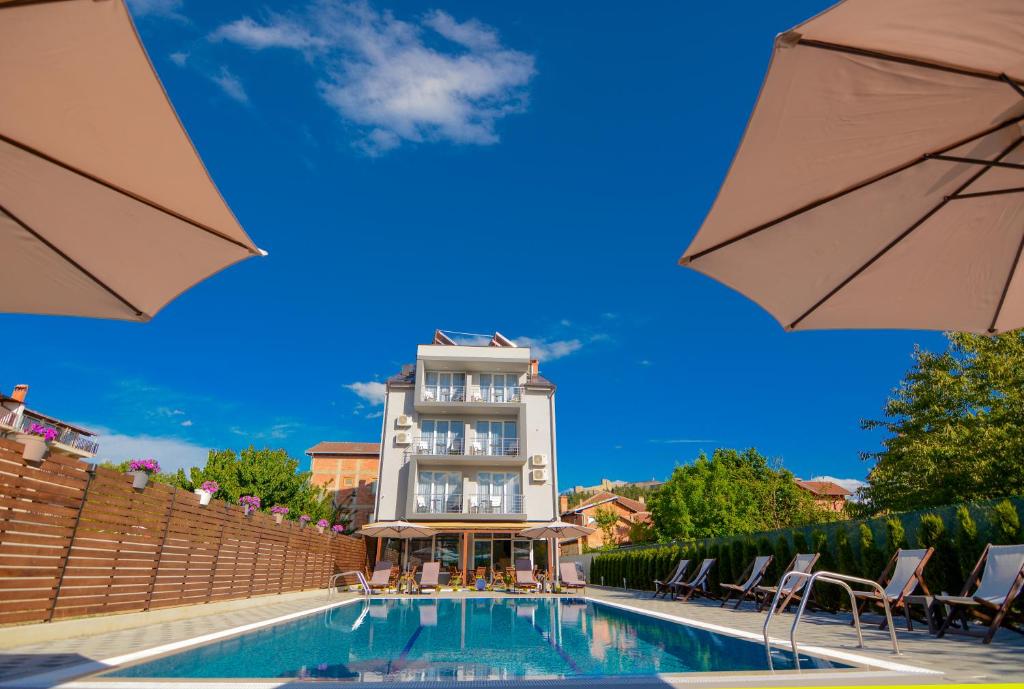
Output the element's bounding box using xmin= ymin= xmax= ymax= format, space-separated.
xmin=372 ymin=330 xmax=560 ymax=576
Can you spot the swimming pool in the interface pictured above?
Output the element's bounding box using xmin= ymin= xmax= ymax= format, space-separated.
xmin=100 ymin=597 xmax=850 ymax=682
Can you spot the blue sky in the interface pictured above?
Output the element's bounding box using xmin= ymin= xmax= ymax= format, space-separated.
xmin=5 ymin=0 xmax=946 ymax=492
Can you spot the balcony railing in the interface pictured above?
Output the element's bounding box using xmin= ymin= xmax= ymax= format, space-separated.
xmin=410 ymin=437 xmax=521 ymax=457
xmin=0 ymin=408 xmax=17 ymax=430
xmin=420 ymin=386 xmax=521 ymax=404
xmin=470 ymin=438 xmax=520 ymax=457
xmin=414 ymin=492 xmax=524 ymax=515
xmin=411 ymin=437 xmax=466 ymax=456
xmin=4 ymin=412 xmax=100 ymax=455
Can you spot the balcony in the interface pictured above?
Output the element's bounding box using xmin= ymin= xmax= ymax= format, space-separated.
xmin=413 ymin=492 xmax=524 ymax=517
xmin=0 ymin=410 xmax=100 ymax=457
xmin=416 ymin=384 xmax=522 ymax=415
xmin=409 ymin=437 xmax=520 ymax=458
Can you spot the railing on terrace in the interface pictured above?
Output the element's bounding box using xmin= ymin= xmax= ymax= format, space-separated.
xmin=0 ymin=408 xmax=17 ymax=430
xmin=18 ymin=412 xmax=100 ymax=455
xmin=470 ymin=438 xmax=520 ymax=456
xmin=413 ymin=492 xmax=524 ymax=515
xmin=411 ymin=437 xmax=466 ymax=456
xmin=409 ymin=437 xmax=520 ymax=457
xmin=421 ymin=385 xmax=522 ymax=404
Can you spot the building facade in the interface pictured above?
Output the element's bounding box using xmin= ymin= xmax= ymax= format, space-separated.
xmin=306 ymin=441 xmax=380 ymax=530
xmin=372 ymin=330 xmax=560 ymax=575
xmin=0 ymin=384 xmax=99 ymax=459
xmin=796 ymin=480 xmax=852 ymax=512
xmin=559 ymin=491 xmax=652 ymax=553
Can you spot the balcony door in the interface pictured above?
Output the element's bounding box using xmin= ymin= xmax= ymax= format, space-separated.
xmin=416 ymin=470 xmax=462 ymax=514
xmin=478 ymin=471 xmax=521 ymax=513
xmin=477 ymin=373 xmax=518 ymax=403
xmin=424 ymin=371 xmax=465 ymax=402
xmin=475 ymin=420 xmax=517 ymax=456
xmin=421 ymin=419 xmax=465 ymax=455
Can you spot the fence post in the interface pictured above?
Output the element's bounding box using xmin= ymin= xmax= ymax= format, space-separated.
xmin=205 ymin=502 xmax=227 ymax=604
xmin=48 ymin=464 xmax=95 ymax=622
xmin=248 ymin=530 xmax=262 ymax=599
xmin=145 ymin=486 xmax=178 ymax=612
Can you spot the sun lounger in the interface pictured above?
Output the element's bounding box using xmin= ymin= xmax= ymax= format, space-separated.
xmin=671 ymin=558 xmax=715 ymax=602
xmin=417 ymin=562 xmax=441 ymax=594
xmin=514 ymin=558 xmax=540 ymax=592
xmin=560 ymin=562 xmax=586 ymax=594
xmin=936 ymin=544 xmax=1024 ymax=644
xmin=719 ymin=555 xmax=773 ymax=609
xmin=852 ymin=547 xmax=934 ymax=630
xmin=653 ymin=559 xmax=689 ymax=599
xmin=754 ymin=553 xmax=820 ymax=612
xmin=367 ymin=560 xmax=393 ymax=593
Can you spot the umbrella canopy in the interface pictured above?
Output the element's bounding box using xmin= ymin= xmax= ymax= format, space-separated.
xmin=356 ymin=521 xmax=438 ymax=539
xmin=680 ymin=0 xmax=1024 ymax=334
xmin=519 ymin=520 xmax=594 ymax=540
xmin=0 ymin=0 xmax=262 ymax=321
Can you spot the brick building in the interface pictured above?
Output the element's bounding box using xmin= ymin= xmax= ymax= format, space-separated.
xmin=796 ymin=479 xmax=852 ymax=512
xmin=306 ymin=441 xmax=380 ymax=529
xmin=559 ymin=490 xmax=652 ymax=553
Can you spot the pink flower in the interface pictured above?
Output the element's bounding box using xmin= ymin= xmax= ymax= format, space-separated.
xmin=239 ymin=495 xmax=261 ymax=509
xmin=200 ymin=480 xmax=219 ymax=494
xmin=316 ymin=519 xmax=329 ymax=528
xmin=299 ymin=515 xmax=311 ymax=523
xmin=331 ymin=524 xmax=345 ymax=533
xmin=270 ymin=505 xmax=290 ymax=515
xmin=128 ymin=458 xmax=160 ymax=474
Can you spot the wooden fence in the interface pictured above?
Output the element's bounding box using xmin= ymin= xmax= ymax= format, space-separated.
xmin=0 ymin=438 xmax=366 ymax=626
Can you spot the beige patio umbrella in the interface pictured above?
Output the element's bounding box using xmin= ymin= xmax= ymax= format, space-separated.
xmin=0 ymin=0 xmax=263 ymax=322
xmin=680 ymin=0 xmax=1024 ymax=334
xmin=356 ymin=520 xmax=438 ymax=572
xmin=519 ymin=520 xmax=594 ymax=587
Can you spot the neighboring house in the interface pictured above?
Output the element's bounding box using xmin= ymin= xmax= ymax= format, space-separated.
xmin=373 ymin=330 xmax=560 ymax=575
xmin=0 ymin=384 xmax=99 ymax=459
xmin=560 ymin=490 xmax=652 ymax=553
xmin=569 ymin=477 xmax=663 ymax=494
xmin=796 ymin=480 xmax=852 ymax=512
xmin=306 ymin=441 xmax=380 ymax=530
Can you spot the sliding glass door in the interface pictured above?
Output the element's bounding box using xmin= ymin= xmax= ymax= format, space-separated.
xmin=478 ymin=471 xmax=522 ymax=513
xmin=424 ymin=371 xmax=466 ymax=402
xmin=474 ymin=420 xmax=517 ymax=455
xmin=420 ymin=419 xmax=465 ymax=455
xmin=477 ymin=373 xmax=519 ymax=403
xmin=415 ymin=471 xmax=462 ymax=514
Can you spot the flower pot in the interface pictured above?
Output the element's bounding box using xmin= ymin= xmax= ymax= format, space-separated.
xmin=17 ymin=434 xmax=47 ymax=463
xmin=195 ymin=489 xmax=213 ymax=506
xmin=243 ymin=505 xmax=254 ymax=516
xmin=317 ymin=525 xmax=325 ymax=534
xmin=130 ymin=470 xmax=150 ymax=489
xmin=274 ymin=513 xmax=284 ymax=525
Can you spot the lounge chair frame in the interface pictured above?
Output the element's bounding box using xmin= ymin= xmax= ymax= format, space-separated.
xmin=671 ymin=558 xmax=715 ymax=601
xmin=936 ymin=543 xmax=1024 ymax=644
xmin=653 ymin=559 xmax=689 ymax=599
xmin=755 ymin=553 xmax=821 ymax=613
xmin=720 ymin=555 xmax=773 ymax=610
xmin=852 ymin=547 xmax=934 ymax=630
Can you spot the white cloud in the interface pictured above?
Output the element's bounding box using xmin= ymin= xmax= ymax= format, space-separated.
xmin=365 ymin=410 xmax=384 ymax=419
xmin=809 ymin=475 xmax=867 ymax=496
xmin=650 ymin=439 xmax=717 ymax=444
xmin=210 ymin=66 xmax=249 ymax=103
xmin=210 ymin=1 xmax=536 ymax=154
xmin=345 ymin=381 xmax=386 ymax=405
xmin=127 ymin=0 xmax=184 ymax=19
xmin=169 ymin=51 xmax=189 ymax=67
xmin=513 ymin=336 xmax=582 ymax=362
xmin=86 ymin=424 xmax=209 ymax=474
xmin=180 ymin=419 xmax=193 ymax=427
xmin=639 ymin=360 xmax=652 ymax=366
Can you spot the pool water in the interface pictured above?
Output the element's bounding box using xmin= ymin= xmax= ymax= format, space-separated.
xmin=103 ymin=597 xmax=850 ymax=681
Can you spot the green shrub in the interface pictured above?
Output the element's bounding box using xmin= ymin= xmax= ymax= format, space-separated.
xmin=885 ymin=516 xmax=908 ymax=555
xmin=730 ymin=539 xmax=746 ymax=584
xmin=773 ymin=535 xmax=793 ymax=584
xmin=990 ymin=499 xmax=1022 ymax=545
xmin=811 ymin=530 xmax=840 ymax=610
xmin=955 ymin=506 xmax=981 ymax=581
xmin=793 ymin=531 xmax=810 ymax=555
xmin=859 ymin=523 xmax=884 ymax=578
xmin=706 ymin=543 xmax=721 ymax=590
xmin=917 ymin=513 xmax=960 ymax=595
xmin=759 ymin=536 xmax=777 ymax=581
xmin=836 ymin=527 xmax=857 ymax=576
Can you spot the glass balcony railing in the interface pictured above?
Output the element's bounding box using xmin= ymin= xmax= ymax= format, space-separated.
xmin=414 ymin=492 xmax=524 ymax=515
xmin=4 ymin=412 xmax=101 ymax=455
xmin=420 ymin=385 xmax=521 ymax=404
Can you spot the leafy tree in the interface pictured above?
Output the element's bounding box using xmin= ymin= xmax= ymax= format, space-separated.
xmin=861 ymin=330 xmax=1024 ymax=514
xmin=628 ymin=519 xmax=657 ymax=545
xmin=836 ymin=527 xmax=857 ymax=576
xmin=884 ymin=517 xmax=908 ymax=557
xmin=647 ymin=448 xmax=829 ymax=541
xmin=593 ymin=507 xmax=620 ymax=547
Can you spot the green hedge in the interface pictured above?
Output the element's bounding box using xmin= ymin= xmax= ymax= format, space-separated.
xmin=589 ymin=496 xmax=1023 ymax=609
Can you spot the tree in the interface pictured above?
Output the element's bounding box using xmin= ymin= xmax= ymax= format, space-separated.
xmin=860 ymin=330 xmax=1024 ymax=514
xmin=593 ymin=507 xmax=620 ymax=547
xmin=646 ymin=448 xmax=829 ymax=541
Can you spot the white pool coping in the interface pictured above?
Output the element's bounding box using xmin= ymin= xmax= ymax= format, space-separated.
xmin=0 ymin=594 xmax=941 ymax=689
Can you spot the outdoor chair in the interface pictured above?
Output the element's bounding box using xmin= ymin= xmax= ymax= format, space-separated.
xmin=367 ymin=560 xmax=393 ymax=593
xmin=653 ymin=559 xmax=689 ymax=599
xmin=671 ymin=558 xmax=715 ymax=602
xmin=720 ymin=555 xmax=773 ymax=609
xmin=936 ymin=544 xmax=1024 ymax=644
xmin=852 ymin=547 xmax=934 ymax=630
xmin=514 ymin=558 xmax=541 ymax=592
xmin=560 ymin=562 xmax=586 ymax=594
xmin=417 ymin=562 xmax=441 ymax=594
xmin=754 ymin=552 xmax=820 ymax=612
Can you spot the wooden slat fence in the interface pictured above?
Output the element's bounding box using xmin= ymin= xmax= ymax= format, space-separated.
xmin=0 ymin=438 xmax=366 ymax=626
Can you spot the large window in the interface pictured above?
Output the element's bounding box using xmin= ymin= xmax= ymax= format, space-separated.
xmin=474 ymin=420 xmax=518 ymax=456
xmin=416 ymin=470 xmax=462 ymax=514
xmin=420 ymin=419 xmax=465 ymax=455
xmin=476 ymin=471 xmax=522 ymax=513
xmin=476 ymin=373 xmax=520 ymax=403
xmin=424 ymin=371 xmax=466 ymax=402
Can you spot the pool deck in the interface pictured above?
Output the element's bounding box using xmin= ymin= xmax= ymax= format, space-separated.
xmin=0 ymin=586 xmax=1020 ymax=687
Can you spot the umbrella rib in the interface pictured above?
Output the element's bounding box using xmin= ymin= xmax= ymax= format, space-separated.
xmin=0 ymin=202 xmax=147 ymax=319
xmin=0 ymin=133 xmax=259 ymax=255
xmin=787 ymin=136 xmax=1024 ymax=331
xmin=989 ymin=227 xmax=1024 ymax=334
xmin=682 ymin=114 xmax=1024 ymax=264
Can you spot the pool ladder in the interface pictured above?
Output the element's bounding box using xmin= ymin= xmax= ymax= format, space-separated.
xmin=762 ymin=570 xmax=901 ymax=670
xmin=329 ymin=570 xmax=371 ymax=597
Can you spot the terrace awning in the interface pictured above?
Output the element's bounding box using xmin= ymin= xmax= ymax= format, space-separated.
xmin=680 ymin=0 xmax=1024 ymax=333
xmin=0 ymin=0 xmax=263 ymax=322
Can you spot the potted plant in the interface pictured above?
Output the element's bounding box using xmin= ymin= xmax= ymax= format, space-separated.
xmin=299 ymin=514 xmax=311 ymax=528
xmin=239 ymin=495 xmax=261 ymax=516
xmin=127 ymin=458 xmax=160 ymax=489
xmin=194 ymin=480 xmax=219 ymax=506
xmin=271 ymin=505 xmax=289 ymax=524
xmin=316 ymin=518 xmax=329 ymax=534
xmin=17 ymin=423 xmax=57 ymax=463
xmin=331 ymin=524 xmax=344 ymax=535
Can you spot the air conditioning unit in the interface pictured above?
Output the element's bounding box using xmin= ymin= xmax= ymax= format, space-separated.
xmin=396 ymin=414 xmax=412 ymax=428
xmin=530 ymin=468 xmax=548 ymax=483
xmin=530 ymin=454 xmax=547 ymax=467
xmin=395 ymin=431 xmax=411 ymax=445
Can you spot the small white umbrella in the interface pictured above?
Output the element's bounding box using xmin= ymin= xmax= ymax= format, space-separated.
xmin=519 ymin=520 xmax=595 ymax=589
xmin=356 ymin=521 xmax=438 ymax=573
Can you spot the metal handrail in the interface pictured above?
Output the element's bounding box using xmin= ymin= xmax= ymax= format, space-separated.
xmin=330 ymin=570 xmax=370 ymax=597
xmin=762 ymin=570 xmax=900 ymax=670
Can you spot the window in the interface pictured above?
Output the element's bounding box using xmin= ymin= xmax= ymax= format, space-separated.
xmin=420 ymin=419 xmax=465 ymax=455
xmin=477 ymin=471 xmax=521 ymax=513
xmin=343 ymin=477 xmax=354 ymax=487
xmin=474 ymin=420 xmax=518 ymax=455
xmin=424 ymin=371 xmax=466 ymax=402
xmin=416 ymin=470 xmax=462 ymax=514
xmin=477 ymin=373 xmax=520 ymax=402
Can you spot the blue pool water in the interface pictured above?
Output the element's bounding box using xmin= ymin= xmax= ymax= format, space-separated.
xmin=103 ymin=597 xmax=850 ymax=681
